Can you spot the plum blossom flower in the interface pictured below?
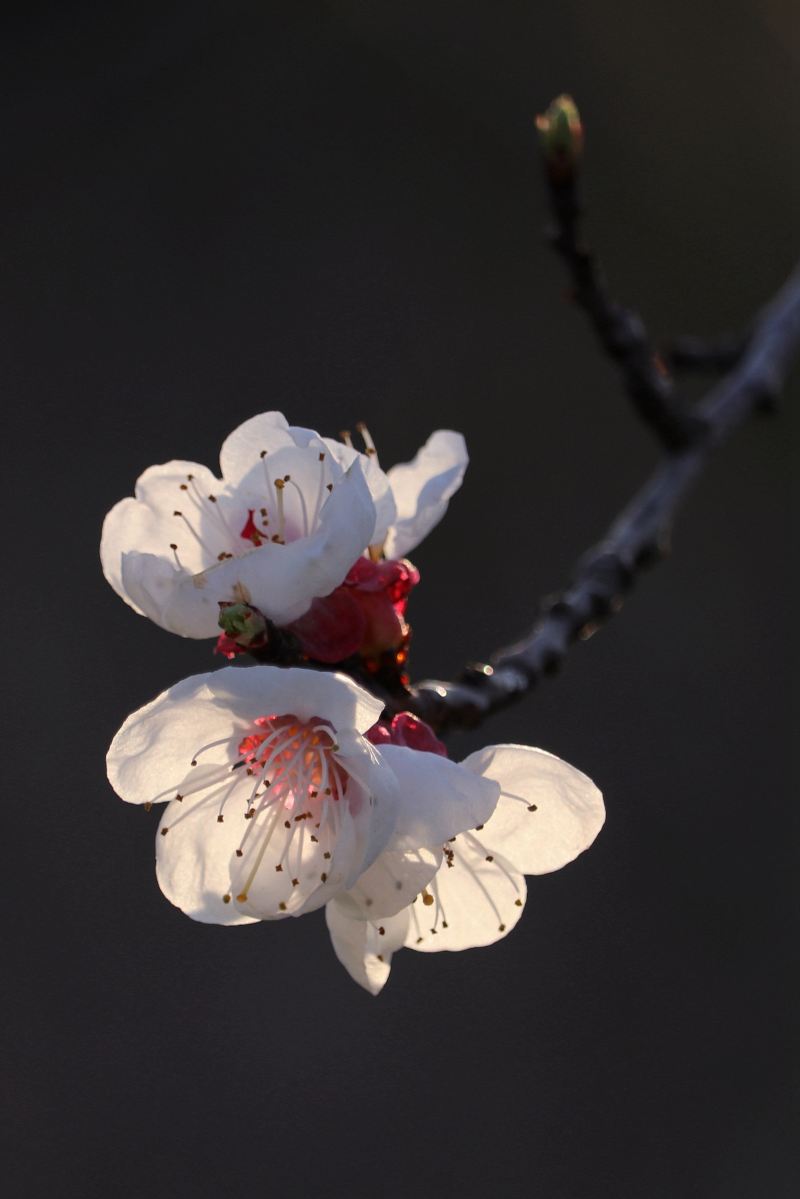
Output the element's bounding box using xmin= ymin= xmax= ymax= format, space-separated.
xmin=101 ymin=411 xmax=468 ymax=642
xmin=106 ymin=668 xmax=499 ymax=926
xmin=101 ymin=413 xmax=375 ymax=638
xmin=325 ymin=715 xmax=605 ymax=995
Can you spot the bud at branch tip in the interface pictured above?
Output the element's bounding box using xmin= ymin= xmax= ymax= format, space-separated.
xmin=535 ymin=94 xmax=583 ymax=182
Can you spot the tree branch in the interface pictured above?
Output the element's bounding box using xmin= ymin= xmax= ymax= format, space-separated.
xmin=397 ymin=260 xmax=800 ymax=732
xmin=537 ymin=96 xmax=704 ymax=451
xmin=242 ymin=96 xmax=799 ymax=738
xmin=661 ymin=331 xmax=749 ymax=375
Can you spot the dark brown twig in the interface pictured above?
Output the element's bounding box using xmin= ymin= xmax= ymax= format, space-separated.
xmin=243 ymin=98 xmax=800 ymax=737
xmin=661 ymin=332 xmax=749 ymax=375
xmin=537 ymin=96 xmax=704 ymax=451
xmin=397 ymin=260 xmax=800 ymax=732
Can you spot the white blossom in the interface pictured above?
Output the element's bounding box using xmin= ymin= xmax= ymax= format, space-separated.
xmin=380 ymin=429 xmax=468 ymax=560
xmin=101 ymin=412 xmax=468 ymax=639
xmin=106 ymin=666 xmax=499 ymax=926
xmin=101 ymin=413 xmax=375 ymax=637
xmin=326 ymin=743 xmax=605 ymax=994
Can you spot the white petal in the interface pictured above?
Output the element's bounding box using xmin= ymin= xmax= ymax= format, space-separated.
xmin=337 ymin=845 xmax=443 ymax=920
xmin=133 ymin=460 xmax=224 ymax=516
xmin=405 ymin=833 xmax=526 ymax=952
xmin=107 ymin=672 xmax=244 ymax=806
xmin=101 ymin=498 xmax=148 ymax=613
xmin=100 ymin=460 xmax=225 ymax=610
xmin=326 ymin=899 xmax=409 ymax=995
xmin=377 ymin=744 xmax=499 ymax=850
xmin=207 ymin=666 xmax=385 ymax=736
xmin=332 ymin=733 xmax=400 ymax=882
xmin=323 ymin=438 xmax=397 ymax=547
xmin=106 ymin=666 xmax=386 ymax=809
xmin=120 ymin=551 xmax=222 ymax=637
xmin=462 ymin=745 xmax=605 ymax=874
xmin=156 ymin=796 xmax=259 ymax=926
xmin=218 ymin=412 xmax=295 ymax=482
xmin=383 ymin=430 xmax=468 ymax=558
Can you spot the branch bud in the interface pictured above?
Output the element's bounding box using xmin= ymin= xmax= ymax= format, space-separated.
xmin=535 ymin=94 xmax=583 ymax=182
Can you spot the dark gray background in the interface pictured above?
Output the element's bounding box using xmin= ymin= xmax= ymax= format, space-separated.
xmin=2 ymin=3 xmax=797 ymax=1197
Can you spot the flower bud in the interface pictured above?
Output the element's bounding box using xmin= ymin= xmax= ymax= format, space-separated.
xmin=366 ymin=712 xmax=448 ymax=757
xmin=535 ymin=94 xmax=583 ymax=182
xmin=217 ymin=602 xmax=268 ymax=647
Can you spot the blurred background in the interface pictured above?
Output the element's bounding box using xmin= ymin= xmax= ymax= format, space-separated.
xmin=1 ymin=2 xmax=797 ymax=1196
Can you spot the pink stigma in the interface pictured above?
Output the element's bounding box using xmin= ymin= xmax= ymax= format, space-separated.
xmin=240 ymin=509 xmax=263 ymax=546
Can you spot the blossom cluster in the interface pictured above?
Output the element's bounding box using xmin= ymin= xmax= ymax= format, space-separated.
xmin=103 ymin=412 xmax=604 ymax=994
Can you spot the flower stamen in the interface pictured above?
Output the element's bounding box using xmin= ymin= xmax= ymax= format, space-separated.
xmin=273 ymin=477 xmax=287 ymax=543
xmin=172 ymin=510 xmax=215 ymax=557
xmin=190 ymin=736 xmax=231 ymax=766
xmin=463 ymin=833 xmax=517 ymax=931
xmin=185 ymin=475 xmax=238 ymax=543
xmin=310 ymin=455 xmax=328 ymax=531
xmin=355 ymin=421 xmax=379 ymax=464
xmin=237 ymin=798 xmax=287 ymax=903
xmin=286 ymin=477 xmax=310 ymax=537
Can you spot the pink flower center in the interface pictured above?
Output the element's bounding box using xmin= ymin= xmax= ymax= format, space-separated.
xmin=237 ymin=713 xmax=348 ymax=807
xmin=239 ymin=509 xmax=265 ymax=547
